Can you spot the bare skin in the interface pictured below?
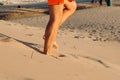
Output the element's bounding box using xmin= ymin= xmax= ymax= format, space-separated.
xmin=43 ymin=35 xmax=58 ymax=49
xmin=44 ymin=0 xmax=77 ymax=55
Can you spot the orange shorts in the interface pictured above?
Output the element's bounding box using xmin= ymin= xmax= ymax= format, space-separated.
xmin=48 ymin=0 xmax=64 ymax=5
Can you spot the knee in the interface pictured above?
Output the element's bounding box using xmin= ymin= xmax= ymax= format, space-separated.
xmin=72 ymin=1 xmax=77 ymax=11
xmin=70 ymin=4 xmax=77 ymax=13
xmin=65 ymin=1 xmax=77 ymax=13
xmin=49 ymin=16 xmax=62 ymax=26
xmin=49 ymin=12 xmax=63 ymax=23
xmin=72 ymin=3 xmax=77 ymax=13
xmin=51 ymin=17 xmax=61 ymax=24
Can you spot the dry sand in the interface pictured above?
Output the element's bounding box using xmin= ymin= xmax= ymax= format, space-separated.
xmin=0 ymin=5 xmax=120 ymax=80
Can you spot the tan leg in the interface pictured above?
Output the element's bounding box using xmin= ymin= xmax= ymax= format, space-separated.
xmin=44 ymin=5 xmax=64 ymax=55
xmin=60 ymin=0 xmax=77 ymax=25
xmin=43 ymin=35 xmax=58 ymax=49
xmin=53 ymin=0 xmax=77 ymax=48
xmin=43 ymin=0 xmax=76 ymax=48
xmin=44 ymin=0 xmax=76 ymax=55
xmin=52 ymin=0 xmax=77 ymax=48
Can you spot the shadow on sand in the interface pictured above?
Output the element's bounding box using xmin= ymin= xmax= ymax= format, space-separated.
xmin=0 ymin=33 xmax=44 ymax=54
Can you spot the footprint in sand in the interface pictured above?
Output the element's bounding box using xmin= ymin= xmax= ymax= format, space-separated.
xmin=25 ymin=34 xmax=34 ymax=36
xmin=39 ymin=47 xmax=66 ymax=58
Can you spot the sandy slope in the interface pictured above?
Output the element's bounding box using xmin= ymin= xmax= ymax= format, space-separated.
xmin=0 ymin=19 xmax=120 ymax=80
xmin=10 ymin=6 xmax=120 ymax=42
xmin=0 ymin=5 xmax=120 ymax=80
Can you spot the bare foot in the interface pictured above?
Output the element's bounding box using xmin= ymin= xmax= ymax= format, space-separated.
xmin=43 ymin=35 xmax=59 ymax=49
xmin=40 ymin=47 xmax=66 ymax=57
xmin=53 ymin=42 xmax=59 ymax=49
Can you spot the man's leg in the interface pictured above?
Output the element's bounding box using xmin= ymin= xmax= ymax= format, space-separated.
xmin=44 ymin=5 xmax=63 ymax=55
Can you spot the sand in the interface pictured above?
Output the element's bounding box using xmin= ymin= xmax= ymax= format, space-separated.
xmin=10 ymin=5 xmax=120 ymax=42
xmin=0 ymin=4 xmax=120 ymax=80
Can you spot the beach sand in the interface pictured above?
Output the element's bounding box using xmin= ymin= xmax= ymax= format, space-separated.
xmin=0 ymin=4 xmax=120 ymax=80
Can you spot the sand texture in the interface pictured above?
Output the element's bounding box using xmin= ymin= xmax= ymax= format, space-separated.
xmin=0 ymin=4 xmax=120 ymax=80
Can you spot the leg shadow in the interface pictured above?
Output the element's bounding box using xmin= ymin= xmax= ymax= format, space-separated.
xmin=0 ymin=33 xmax=44 ymax=54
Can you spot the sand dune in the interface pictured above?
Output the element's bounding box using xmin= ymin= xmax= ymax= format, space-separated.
xmin=0 ymin=18 xmax=120 ymax=80
xmin=0 ymin=6 xmax=120 ymax=80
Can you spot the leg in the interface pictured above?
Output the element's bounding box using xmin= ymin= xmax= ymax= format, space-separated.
xmin=44 ymin=5 xmax=63 ymax=55
xmin=44 ymin=0 xmax=77 ymax=49
xmin=43 ymin=35 xmax=58 ymax=49
xmin=52 ymin=0 xmax=76 ymax=48
xmin=60 ymin=0 xmax=77 ymax=26
xmin=52 ymin=0 xmax=77 ymax=49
